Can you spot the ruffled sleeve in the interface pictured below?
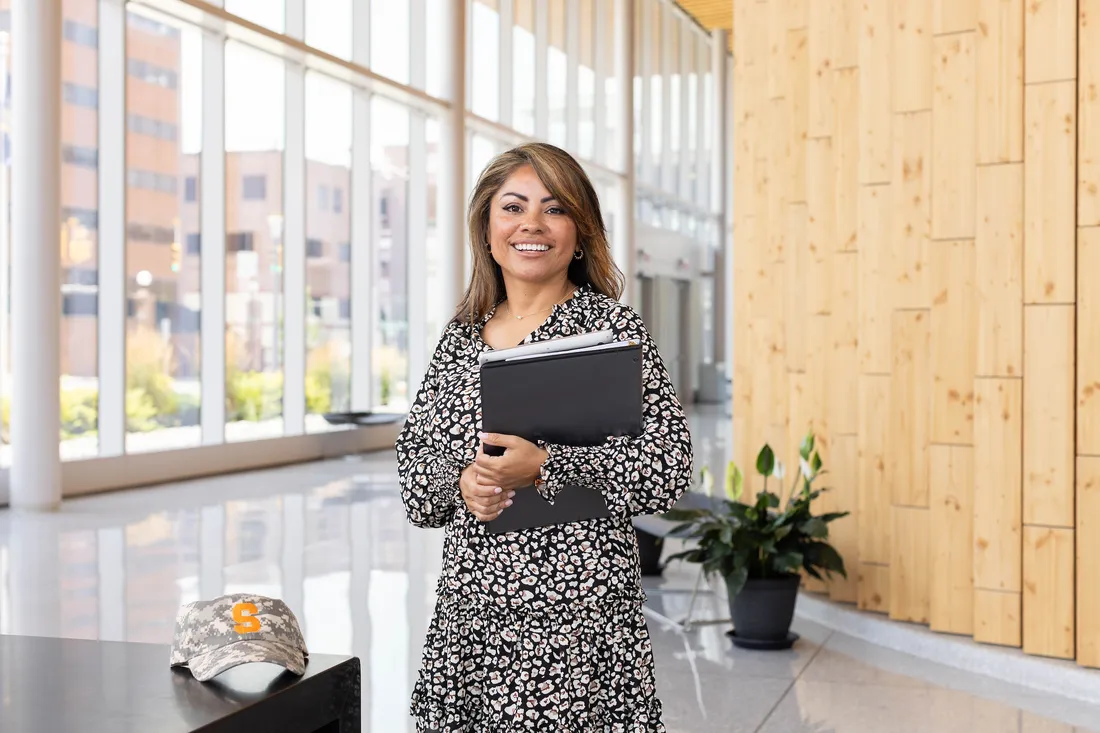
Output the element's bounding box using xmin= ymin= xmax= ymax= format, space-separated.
xmin=395 ymin=324 xmax=466 ymax=528
xmin=535 ymin=305 xmax=694 ymax=518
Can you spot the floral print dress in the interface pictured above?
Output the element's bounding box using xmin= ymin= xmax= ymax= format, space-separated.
xmin=396 ymin=284 xmax=694 ymax=732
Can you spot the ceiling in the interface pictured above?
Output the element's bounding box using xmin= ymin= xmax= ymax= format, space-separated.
xmin=675 ymin=0 xmax=733 ymax=48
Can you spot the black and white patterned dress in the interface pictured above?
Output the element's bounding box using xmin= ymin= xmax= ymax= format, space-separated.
xmin=396 ymin=283 xmax=694 ymax=732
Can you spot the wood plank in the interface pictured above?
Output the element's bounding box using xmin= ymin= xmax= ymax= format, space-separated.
xmin=859 ymin=375 xmax=892 ymax=565
xmin=828 ymin=252 xmax=859 ymax=436
xmin=930 ymin=445 xmax=975 ymax=635
xmin=835 ymin=0 xmax=860 ymax=69
xmin=975 ymin=163 xmax=1024 ymax=377
xmin=787 ymin=29 xmax=810 ymax=203
xmin=893 ymin=0 xmax=933 ymax=112
xmin=934 ymin=0 xmax=978 ymax=33
xmin=930 ymin=240 xmax=978 ymax=444
xmin=1023 ymin=305 xmax=1076 ymax=527
xmin=767 ymin=97 xmax=791 ymax=264
xmin=888 ymin=310 xmax=931 ymax=507
xmin=1023 ymin=526 xmax=1075 ymax=659
xmin=858 ymin=184 xmax=893 ymax=373
xmin=806 ymin=137 xmax=835 ymax=315
xmin=785 ymin=203 xmax=809 ymax=373
xmin=859 ymin=0 xmax=893 ymax=183
xmin=751 ymin=317 xmax=778 ymax=495
xmin=974 ymin=589 xmax=1022 ymax=647
xmin=768 ymin=0 xmax=787 ymax=100
xmin=1020 ymin=712 xmax=1078 ymax=733
xmin=932 ymin=33 xmax=977 ymax=240
xmin=1081 ymin=1 xmax=1100 ymax=224
xmin=1080 ymin=228 xmax=1100 ymax=455
xmin=891 ymin=111 xmax=932 ymax=310
xmin=1024 ymin=81 xmax=1077 ymax=304
xmin=834 ymin=67 xmax=860 ymax=252
xmin=806 ymin=314 xmax=832 ymax=459
xmin=890 ymin=506 xmax=931 ymax=624
xmin=787 ymin=0 xmax=810 ymax=31
xmin=828 ymin=435 xmax=860 ymax=603
xmin=1024 ymin=0 xmax=1078 ymax=84
xmin=1078 ymin=457 xmax=1100 ymax=667
xmin=857 ymin=563 xmax=891 ymax=614
xmin=788 ymin=371 xmax=810 ymax=493
xmin=973 ymin=378 xmax=1023 ymax=592
xmin=976 ymin=0 xmax=1025 ymax=164
xmin=808 ymin=0 xmax=838 ymax=138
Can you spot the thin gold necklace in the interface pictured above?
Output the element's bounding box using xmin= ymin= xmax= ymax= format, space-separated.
xmin=504 ymin=289 xmax=572 ymax=320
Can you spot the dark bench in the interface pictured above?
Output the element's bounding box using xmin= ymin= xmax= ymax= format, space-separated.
xmin=322 ymin=411 xmax=406 ymax=427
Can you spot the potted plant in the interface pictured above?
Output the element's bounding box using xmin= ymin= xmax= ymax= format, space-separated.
xmin=663 ymin=431 xmax=849 ymax=649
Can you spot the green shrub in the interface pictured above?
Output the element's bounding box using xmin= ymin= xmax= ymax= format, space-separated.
xmin=227 ymin=370 xmax=283 ymax=422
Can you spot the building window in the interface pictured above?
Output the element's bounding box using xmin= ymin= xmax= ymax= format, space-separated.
xmin=63 ymin=292 xmax=98 ymax=316
xmin=333 ymin=187 xmax=343 ymax=213
xmin=306 ymin=238 xmax=324 ymax=258
xmin=127 ymin=13 xmax=181 ymax=37
xmin=127 ymin=58 xmax=179 ymax=89
xmin=128 ymin=169 xmax=179 ymax=195
xmin=127 ymin=222 xmax=176 ymax=244
xmin=63 ymin=145 xmax=98 ymax=169
xmin=338 ymin=242 xmax=351 ymax=262
xmin=63 ymin=19 xmax=98 ymax=48
xmin=184 ymin=176 xmax=198 ymax=202
xmin=242 ymin=175 xmax=266 ymax=201
xmin=317 ymin=185 xmax=330 ymax=211
xmin=339 ymin=298 xmax=351 ymax=319
xmin=62 ymin=207 xmax=99 ymax=231
xmin=379 ymin=195 xmax=389 ymax=228
xmin=227 ymin=232 xmax=255 ymax=252
xmin=186 ymin=233 xmax=201 ymax=254
xmin=64 ymin=83 xmax=99 ymax=109
xmin=311 ymin=297 xmax=323 ymax=317
xmin=128 ymin=114 xmax=178 ymax=141
xmin=64 ymin=268 xmax=99 ymax=287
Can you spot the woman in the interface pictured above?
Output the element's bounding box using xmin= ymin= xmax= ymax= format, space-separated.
xmin=396 ymin=142 xmax=694 ymax=732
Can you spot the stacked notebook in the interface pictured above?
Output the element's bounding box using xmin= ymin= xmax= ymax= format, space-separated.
xmin=479 ymin=330 xmax=643 ymax=533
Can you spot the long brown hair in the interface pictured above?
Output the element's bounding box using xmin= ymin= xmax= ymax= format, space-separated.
xmin=453 ymin=142 xmax=625 ymax=325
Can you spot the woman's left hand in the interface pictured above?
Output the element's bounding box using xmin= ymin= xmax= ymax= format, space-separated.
xmin=474 ymin=432 xmax=549 ymax=493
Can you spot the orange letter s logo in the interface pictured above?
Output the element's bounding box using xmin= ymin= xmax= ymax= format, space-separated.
xmin=232 ymin=602 xmax=262 ymax=634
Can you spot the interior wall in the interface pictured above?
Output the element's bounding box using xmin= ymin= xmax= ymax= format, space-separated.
xmin=731 ymin=0 xmax=1100 ymax=668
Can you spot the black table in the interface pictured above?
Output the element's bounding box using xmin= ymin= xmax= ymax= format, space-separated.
xmin=0 ymin=634 xmax=360 ymax=733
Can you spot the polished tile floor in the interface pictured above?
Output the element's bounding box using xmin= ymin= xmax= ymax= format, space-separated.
xmin=1 ymin=405 xmax=1099 ymax=732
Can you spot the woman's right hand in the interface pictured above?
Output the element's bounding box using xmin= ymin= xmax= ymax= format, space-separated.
xmin=461 ymin=445 xmax=516 ymax=522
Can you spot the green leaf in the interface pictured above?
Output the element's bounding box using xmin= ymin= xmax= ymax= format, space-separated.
xmin=756 ymin=444 xmax=775 ymax=477
xmin=726 ymin=462 xmax=743 ymax=502
xmin=799 ymin=432 xmax=815 ymax=461
xmin=724 ymin=565 xmax=750 ymax=598
xmin=811 ymin=451 xmax=823 ymax=473
xmin=699 ymin=465 xmax=714 ymax=496
xmin=798 ymin=517 xmax=829 ymax=539
xmin=818 ymin=511 xmax=851 ymax=524
xmin=773 ymin=551 xmax=804 ymax=575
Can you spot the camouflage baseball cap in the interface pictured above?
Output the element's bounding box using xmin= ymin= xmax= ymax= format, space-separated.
xmin=169 ymin=593 xmax=309 ymax=682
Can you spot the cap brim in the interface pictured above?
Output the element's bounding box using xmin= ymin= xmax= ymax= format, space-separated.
xmin=183 ymin=639 xmax=307 ymax=682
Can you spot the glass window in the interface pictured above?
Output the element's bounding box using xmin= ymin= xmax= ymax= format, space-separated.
xmin=372 ymin=0 xmax=410 ymax=85
xmin=425 ymin=0 xmax=447 ymax=98
xmin=59 ymin=0 xmax=100 ymax=460
xmin=371 ymin=98 xmax=409 ymax=411
xmin=425 ymin=118 xmax=443 ymax=348
xmin=578 ymin=0 xmax=595 ymax=161
xmin=224 ymin=0 xmax=285 ymax=34
xmin=547 ymin=0 xmax=566 ymax=147
xmin=601 ymin=0 xmax=619 ymax=171
xmin=225 ymin=42 xmax=286 ymax=442
xmin=124 ymin=11 xmax=202 ymax=454
xmin=242 ymin=175 xmax=266 ymax=201
xmin=470 ymin=0 xmax=500 ymax=121
xmin=305 ymin=73 xmax=351 ymax=431
xmin=649 ymin=1 xmax=662 ymax=188
xmin=512 ymin=0 xmax=535 ymax=136
xmin=305 ymin=0 xmax=352 ymax=60
xmin=688 ymin=31 xmax=700 ymax=200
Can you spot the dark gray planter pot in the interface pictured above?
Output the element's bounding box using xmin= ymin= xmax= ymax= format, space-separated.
xmin=634 ymin=527 xmax=664 ymax=576
xmin=727 ymin=574 xmax=801 ymax=649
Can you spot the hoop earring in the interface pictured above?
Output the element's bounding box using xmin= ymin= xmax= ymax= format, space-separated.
xmin=573 ymin=249 xmax=584 ymax=260
xmin=486 ymin=243 xmax=492 ymax=252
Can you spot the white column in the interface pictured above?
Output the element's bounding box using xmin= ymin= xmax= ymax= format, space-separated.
xmin=565 ymin=0 xmax=580 ymax=153
xmin=283 ymin=0 xmax=305 ymax=434
xmin=11 ymin=0 xmax=61 ymax=510
xmin=350 ymin=0 xmax=373 ymax=411
xmin=440 ymin=0 xmax=467 ymax=320
xmin=616 ymin=0 xmax=636 ymax=309
xmin=710 ymin=30 xmax=729 ymax=373
xmin=498 ymin=0 xmax=514 ymax=129
xmin=534 ymin=0 xmax=549 ymax=140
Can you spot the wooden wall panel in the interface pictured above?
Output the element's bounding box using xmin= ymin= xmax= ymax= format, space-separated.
xmin=975 ymin=163 xmax=1024 ymax=378
xmin=857 ymin=563 xmax=891 ymax=614
xmin=888 ymin=311 xmax=931 ymax=507
xmin=974 ymin=589 xmax=1023 ymax=647
xmin=1023 ymin=526 xmax=1075 ymax=659
xmin=859 ymin=375 xmax=892 ymax=565
xmin=787 ymin=29 xmax=810 ymax=203
xmin=934 ymin=0 xmax=978 ymax=34
xmin=1079 ymin=1 xmax=1100 ymax=225
xmin=973 ymin=378 xmax=1023 ymax=592
xmin=834 ymin=67 xmax=860 ymax=252
xmin=808 ymin=0 xmax=837 ymax=139
xmin=1024 ymin=0 xmax=1078 ymax=84
xmin=931 ymin=241 xmax=978 ymax=445
xmin=1079 ymin=228 xmax=1100 ymax=454
xmin=859 ymin=0 xmax=892 ymax=183
xmin=829 ymin=252 xmax=859 ymax=436
xmin=932 ymin=33 xmax=977 ymax=240
xmin=785 ymin=203 xmax=809 ymax=373
xmin=976 ymin=0 xmax=1025 ymax=164
xmin=786 ymin=0 xmax=809 ymax=31
xmin=828 ymin=435 xmax=860 ymax=603
xmin=930 ymin=445 xmax=975 ymax=635
xmin=1023 ymin=305 xmax=1076 ymax=527
xmin=806 ymin=314 xmax=832 ymax=456
xmin=1024 ymin=81 xmax=1077 ymax=304
xmin=806 ymin=137 xmax=835 ymax=315
xmin=893 ymin=0 xmax=933 ymax=112
xmin=1079 ymin=457 xmax=1100 ymax=667
xmin=767 ymin=0 xmax=787 ymax=100
xmin=767 ymin=98 xmax=791 ymax=264
xmin=890 ymin=506 xmax=931 ymax=624
xmin=891 ymin=112 xmax=932 ymax=310
xmin=858 ymin=185 xmax=893 ymax=373
xmin=788 ymin=371 xmax=810 ymax=487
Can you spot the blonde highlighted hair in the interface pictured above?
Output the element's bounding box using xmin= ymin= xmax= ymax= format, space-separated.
xmin=453 ymin=142 xmax=624 ymax=325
